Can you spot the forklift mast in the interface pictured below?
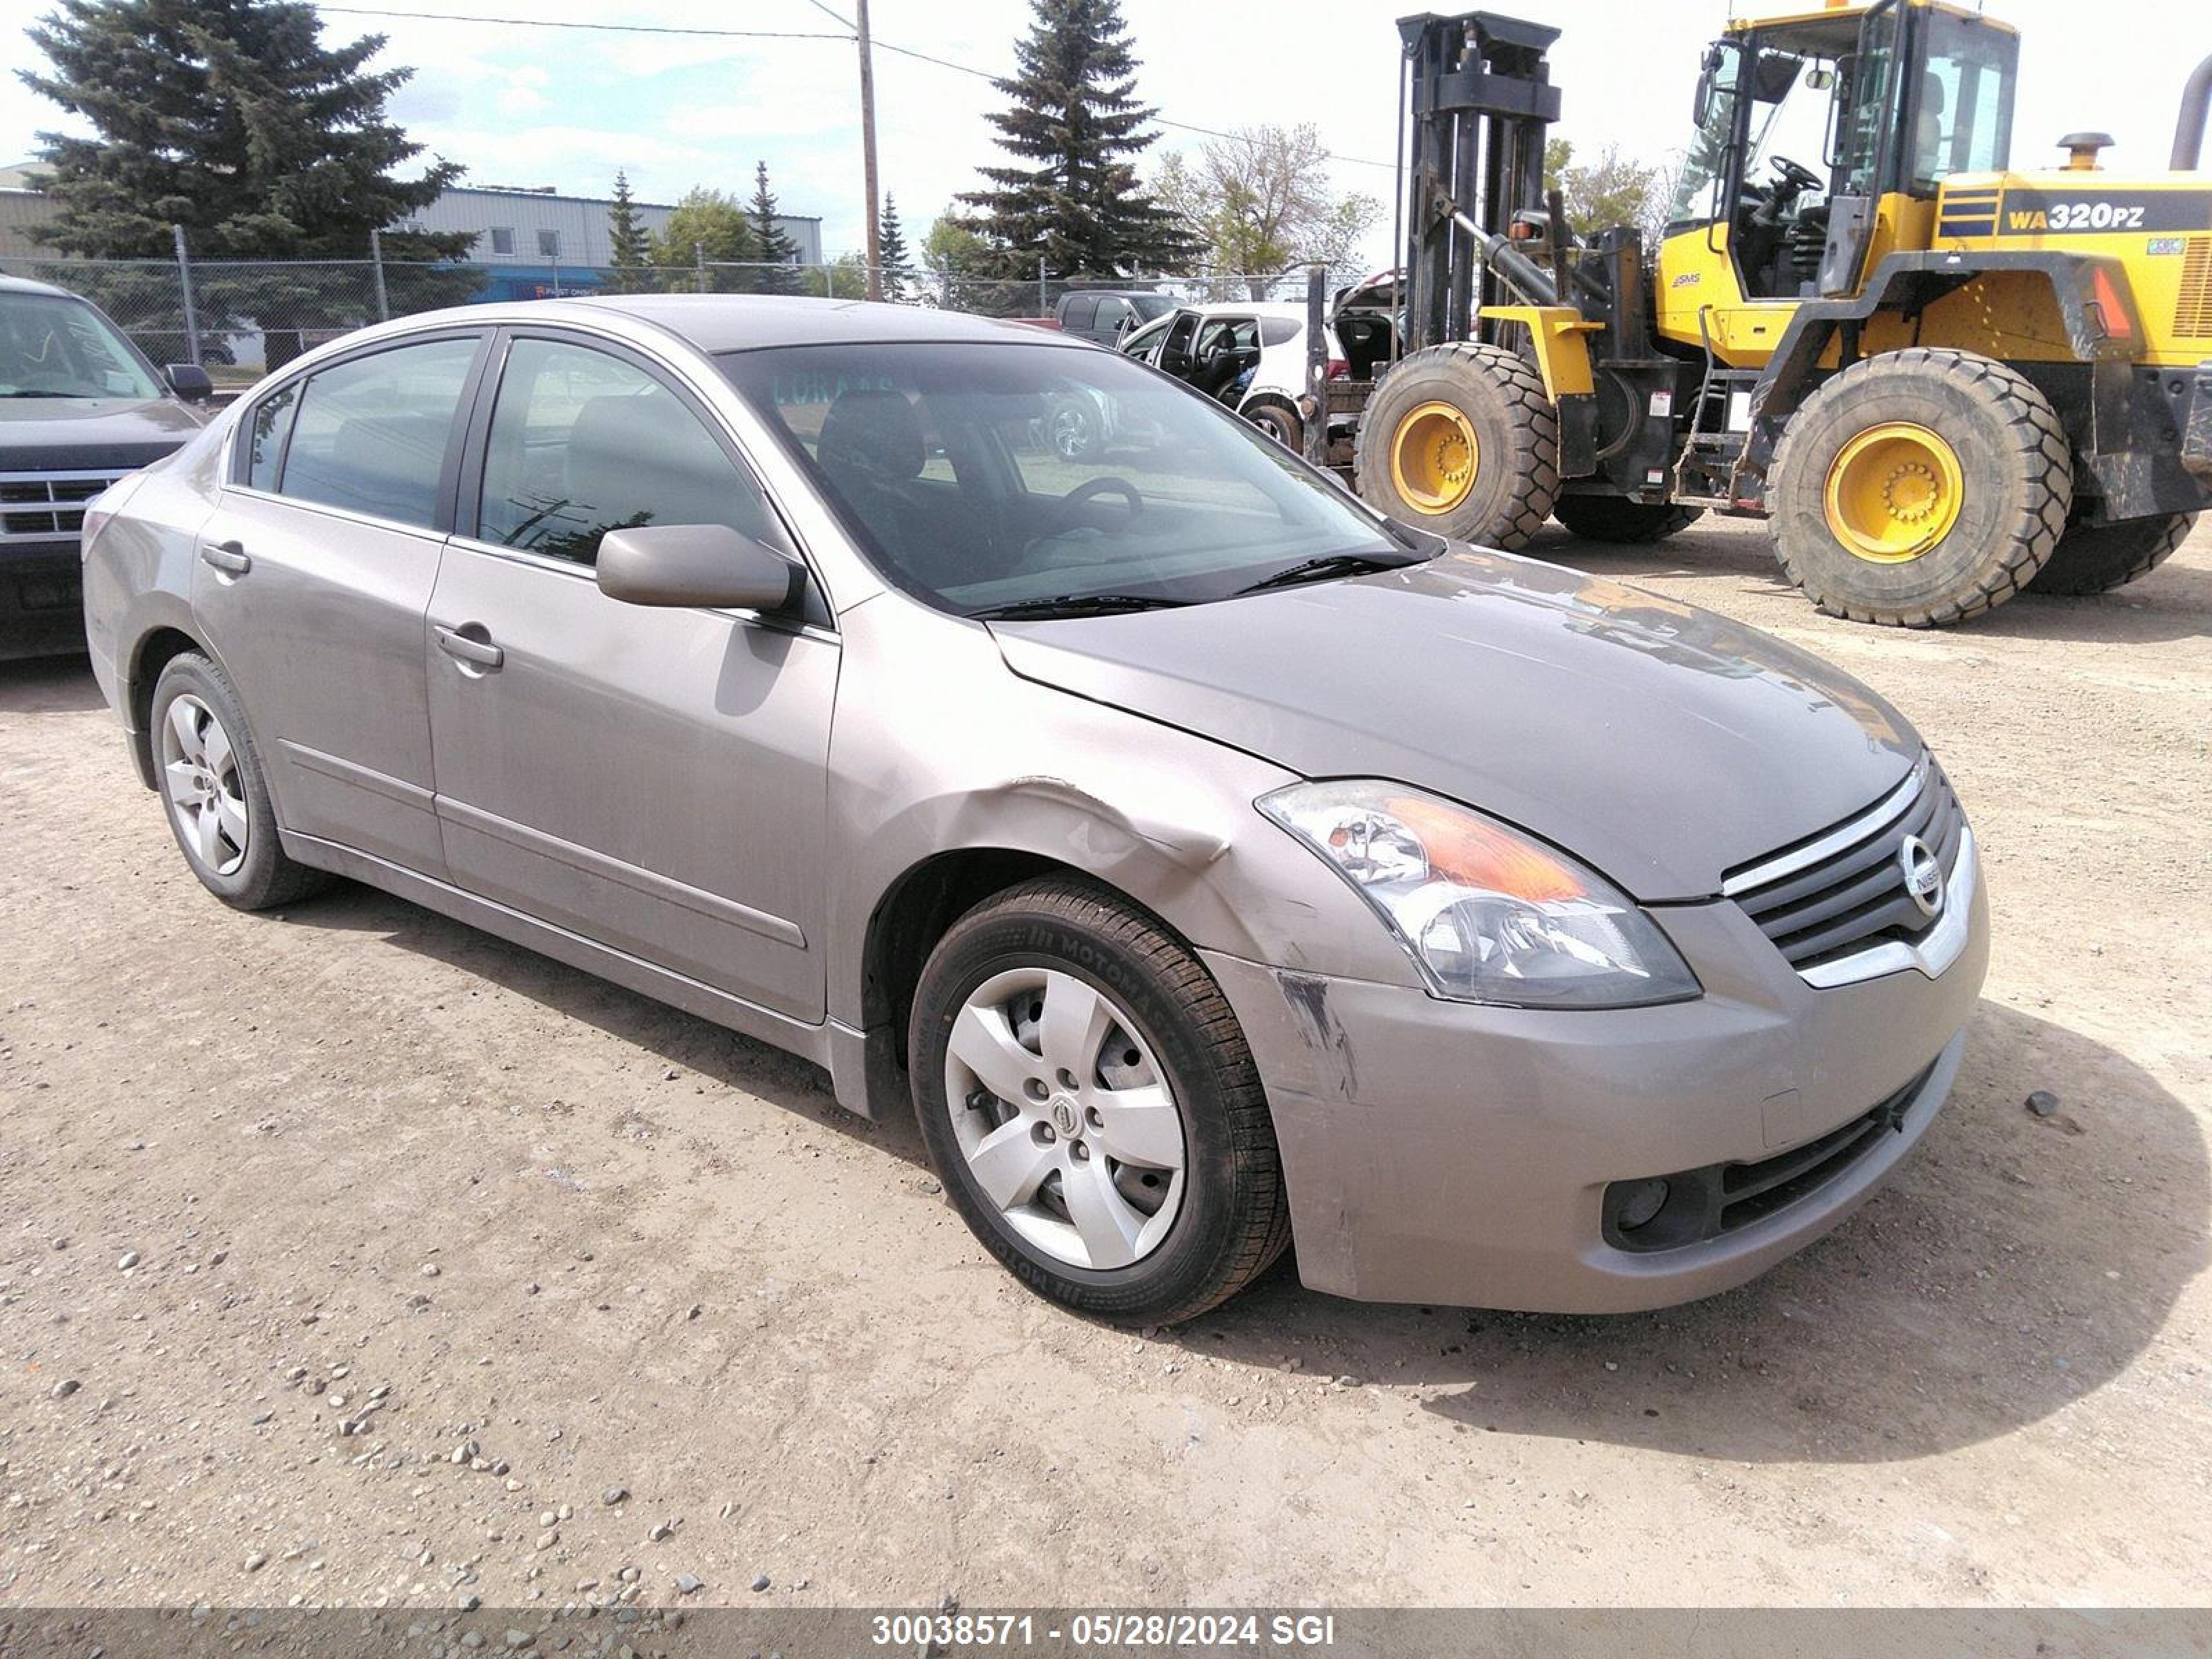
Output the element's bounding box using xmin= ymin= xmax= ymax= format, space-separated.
xmin=1396 ymin=10 xmax=1563 ymax=353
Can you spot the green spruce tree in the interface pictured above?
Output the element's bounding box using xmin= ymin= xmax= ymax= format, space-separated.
xmin=606 ymin=169 xmax=653 ymax=292
xmin=957 ymin=0 xmax=1197 ymax=281
xmin=877 ymin=194 xmax=915 ymax=302
xmin=18 ymin=0 xmax=478 ymax=357
xmin=748 ymin=161 xmax=804 ymax=296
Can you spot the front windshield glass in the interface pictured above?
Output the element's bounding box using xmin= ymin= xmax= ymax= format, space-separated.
xmin=0 ymin=292 xmax=164 ymax=400
xmin=722 ymin=341 xmax=1405 ymax=616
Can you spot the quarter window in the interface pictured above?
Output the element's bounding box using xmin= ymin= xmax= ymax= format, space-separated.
xmin=276 ymin=336 xmax=480 ymax=529
xmin=476 ymin=337 xmax=786 ymax=567
xmin=244 ymin=382 xmax=299 ymax=491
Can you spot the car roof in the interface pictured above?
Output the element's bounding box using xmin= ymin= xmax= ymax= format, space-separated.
xmin=0 ymin=272 xmax=79 ymax=299
xmin=516 ymin=292 xmax=1073 ymax=353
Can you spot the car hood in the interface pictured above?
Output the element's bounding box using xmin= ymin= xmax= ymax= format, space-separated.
xmin=988 ymin=548 xmax=1922 ymax=901
xmin=0 ymin=395 xmax=204 ymax=471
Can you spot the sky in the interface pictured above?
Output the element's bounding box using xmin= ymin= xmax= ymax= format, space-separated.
xmin=0 ymin=0 xmax=2200 ymax=270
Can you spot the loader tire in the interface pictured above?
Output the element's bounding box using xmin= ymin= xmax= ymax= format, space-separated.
xmin=1356 ymin=342 xmax=1557 ymax=549
xmin=1553 ymin=495 xmax=1705 ymax=543
xmin=1769 ymin=348 xmax=2071 ymax=627
xmin=2025 ymin=511 xmax=2194 ymax=596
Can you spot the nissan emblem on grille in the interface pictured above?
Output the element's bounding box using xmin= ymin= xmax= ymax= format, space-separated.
xmin=1899 ymin=834 xmax=1944 ymax=919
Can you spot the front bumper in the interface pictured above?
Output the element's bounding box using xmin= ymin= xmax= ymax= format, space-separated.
xmin=1203 ymin=856 xmax=1990 ymax=1312
xmin=0 ymin=539 xmax=87 ymax=660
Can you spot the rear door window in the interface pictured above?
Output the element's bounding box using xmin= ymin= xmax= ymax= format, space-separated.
xmin=243 ymin=382 xmax=300 ymax=491
xmin=276 ymin=336 xmax=481 ymax=528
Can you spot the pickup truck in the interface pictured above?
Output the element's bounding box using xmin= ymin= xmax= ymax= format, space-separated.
xmin=1 ymin=273 xmax=209 ymax=657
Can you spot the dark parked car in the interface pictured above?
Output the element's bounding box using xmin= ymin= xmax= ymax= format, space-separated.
xmin=1 ymin=273 xmax=209 ymax=657
xmin=1053 ymin=289 xmax=1175 ymax=345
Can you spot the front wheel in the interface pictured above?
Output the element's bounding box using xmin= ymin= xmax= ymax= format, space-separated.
xmin=910 ymin=878 xmax=1291 ymax=1324
xmin=1354 ymin=342 xmax=1558 ymax=548
xmin=1243 ymin=399 xmax=1303 ymax=451
xmin=1768 ymin=347 xmax=2071 ymax=626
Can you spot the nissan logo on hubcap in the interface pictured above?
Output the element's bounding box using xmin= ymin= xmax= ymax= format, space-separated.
xmin=1049 ymin=1097 xmax=1081 ymax=1136
xmin=1899 ymin=834 xmax=1944 ymax=919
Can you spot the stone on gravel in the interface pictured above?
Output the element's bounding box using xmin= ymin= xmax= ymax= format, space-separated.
xmin=675 ymin=1573 xmax=704 ymax=1594
xmin=750 ymin=1573 xmax=770 ymax=1593
xmin=603 ymin=1486 xmax=628 ymax=1506
xmin=118 ymin=1250 xmax=140 ymax=1269
xmin=51 ymin=1379 xmax=80 ymax=1398
xmin=2026 ymin=1089 xmax=2061 ymax=1117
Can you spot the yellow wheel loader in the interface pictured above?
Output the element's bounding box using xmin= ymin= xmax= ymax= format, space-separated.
xmin=1349 ymin=5 xmax=2212 ymax=626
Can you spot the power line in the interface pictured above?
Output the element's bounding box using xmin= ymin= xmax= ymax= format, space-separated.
xmin=310 ymin=3 xmax=1398 ymax=171
xmin=313 ymin=6 xmax=847 ymax=40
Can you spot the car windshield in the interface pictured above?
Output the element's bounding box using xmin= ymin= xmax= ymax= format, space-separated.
xmin=722 ymin=340 xmax=1407 ymax=615
xmin=0 ymin=291 xmax=164 ymax=401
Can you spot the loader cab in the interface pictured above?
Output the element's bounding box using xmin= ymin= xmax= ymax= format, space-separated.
xmin=1662 ymin=1 xmax=2019 ymax=321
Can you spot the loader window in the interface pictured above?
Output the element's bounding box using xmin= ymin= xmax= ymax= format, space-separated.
xmin=1907 ymin=13 xmax=2016 ymax=188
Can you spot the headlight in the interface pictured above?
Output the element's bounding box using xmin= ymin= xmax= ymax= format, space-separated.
xmin=1258 ymin=780 xmax=1700 ymax=1009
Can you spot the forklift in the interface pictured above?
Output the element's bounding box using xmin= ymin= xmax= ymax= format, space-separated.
xmin=1349 ymin=5 xmax=2212 ymax=626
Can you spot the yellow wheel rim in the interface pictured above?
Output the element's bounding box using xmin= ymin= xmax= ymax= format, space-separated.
xmin=1823 ymin=422 xmax=1965 ymax=564
xmin=1390 ymin=401 xmax=1479 ymax=514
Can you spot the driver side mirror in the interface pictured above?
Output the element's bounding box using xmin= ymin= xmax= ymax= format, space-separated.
xmin=596 ymin=523 xmax=805 ymax=614
xmin=166 ymin=362 xmax=214 ymax=404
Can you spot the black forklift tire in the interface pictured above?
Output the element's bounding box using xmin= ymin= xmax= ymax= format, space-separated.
xmin=2025 ymin=511 xmax=2195 ymax=596
xmin=1768 ymin=348 xmax=2071 ymax=627
xmin=1552 ymin=496 xmax=1706 ymax=543
xmin=1354 ymin=342 xmax=1558 ymax=549
xmin=1242 ymin=398 xmax=1303 ymax=451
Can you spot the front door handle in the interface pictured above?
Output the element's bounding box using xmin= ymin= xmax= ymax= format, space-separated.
xmin=200 ymin=541 xmax=251 ymax=576
xmin=434 ymin=624 xmax=505 ymax=670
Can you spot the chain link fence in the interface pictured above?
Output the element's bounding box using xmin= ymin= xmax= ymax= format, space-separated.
xmin=2 ymin=243 xmax=1335 ymax=388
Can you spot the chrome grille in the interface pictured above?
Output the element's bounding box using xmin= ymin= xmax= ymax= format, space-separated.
xmin=0 ymin=469 xmax=128 ymax=545
xmin=1724 ymin=759 xmax=1968 ymax=980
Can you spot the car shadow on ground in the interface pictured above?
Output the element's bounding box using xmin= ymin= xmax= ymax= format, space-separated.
xmin=1531 ymin=523 xmax=2212 ymax=644
xmin=0 ymin=650 xmax=106 ymax=713
xmin=1176 ymin=998 xmax=2206 ymax=1463
xmin=274 ymin=877 xmax=935 ymax=1170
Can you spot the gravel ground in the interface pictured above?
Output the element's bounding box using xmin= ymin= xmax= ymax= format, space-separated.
xmin=1 ymin=518 xmax=2207 ymax=1611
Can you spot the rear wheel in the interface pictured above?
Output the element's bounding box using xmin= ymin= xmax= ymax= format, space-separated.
xmin=1552 ymin=495 xmax=1705 ymax=543
xmin=1355 ymin=342 xmax=1557 ymax=548
xmin=151 ymin=651 xmax=328 ymax=910
xmin=1768 ymin=348 xmax=2071 ymax=626
xmin=1243 ymin=398 xmax=1302 ymax=452
xmin=910 ymin=877 xmax=1291 ymax=1325
xmin=2025 ymin=511 xmax=2195 ymax=596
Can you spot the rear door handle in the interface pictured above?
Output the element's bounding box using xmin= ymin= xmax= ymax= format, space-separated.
xmin=200 ymin=541 xmax=251 ymax=575
xmin=434 ymin=624 xmax=505 ymax=670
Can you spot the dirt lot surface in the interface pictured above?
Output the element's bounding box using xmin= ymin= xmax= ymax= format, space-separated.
xmin=2 ymin=518 xmax=2208 ymax=1613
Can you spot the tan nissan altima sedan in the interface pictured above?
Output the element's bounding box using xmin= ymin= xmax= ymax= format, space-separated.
xmin=80 ymin=296 xmax=1987 ymax=1324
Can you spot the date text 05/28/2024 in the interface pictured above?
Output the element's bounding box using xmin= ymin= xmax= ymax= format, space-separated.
xmin=868 ymin=1612 xmax=1340 ymax=1649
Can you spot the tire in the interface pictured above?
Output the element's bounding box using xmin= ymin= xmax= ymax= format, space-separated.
xmin=1354 ymin=341 xmax=1558 ymax=548
xmin=909 ymin=877 xmax=1291 ymax=1325
xmin=1243 ymin=398 xmax=1303 ymax=452
xmin=1045 ymin=395 xmax=1103 ymax=461
xmin=1553 ymin=495 xmax=1706 ymax=543
xmin=1768 ymin=347 xmax=2071 ymax=627
xmin=2025 ymin=511 xmax=2194 ymax=596
xmin=150 ymin=651 xmax=328 ymax=912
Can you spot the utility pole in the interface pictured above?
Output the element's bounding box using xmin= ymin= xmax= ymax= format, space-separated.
xmin=857 ymin=0 xmax=881 ymax=301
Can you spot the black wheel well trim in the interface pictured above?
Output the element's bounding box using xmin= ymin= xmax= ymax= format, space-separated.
xmin=1743 ymin=250 xmax=2145 ymax=476
xmin=125 ymin=624 xmax=212 ymax=789
xmin=856 ymin=847 xmax=1192 ymax=1109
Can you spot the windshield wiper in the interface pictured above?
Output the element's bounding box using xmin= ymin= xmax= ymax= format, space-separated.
xmin=971 ymin=592 xmax=1194 ymax=621
xmin=1235 ymin=552 xmax=1425 ymax=594
xmin=0 ymin=389 xmax=84 ymax=399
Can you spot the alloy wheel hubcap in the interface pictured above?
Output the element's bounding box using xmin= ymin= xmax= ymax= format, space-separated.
xmin=943 ymin=967 xmax=1186 ymax=1271
xmin=158 ymin=693 xmax=250 ymax=877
